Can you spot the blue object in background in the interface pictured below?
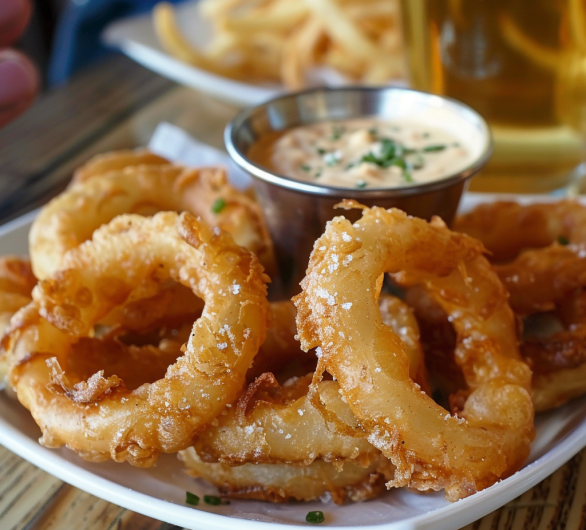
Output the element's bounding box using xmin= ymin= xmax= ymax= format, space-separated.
xmin=48 ymin=0 xmax=186 ymax=87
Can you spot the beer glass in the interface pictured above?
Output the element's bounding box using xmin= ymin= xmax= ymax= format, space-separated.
xmin=400 ymin=0 xmax=586 ymax=193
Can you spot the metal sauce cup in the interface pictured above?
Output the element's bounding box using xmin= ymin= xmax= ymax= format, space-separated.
xmin=225 ymin=86 xmax=492 ymax=298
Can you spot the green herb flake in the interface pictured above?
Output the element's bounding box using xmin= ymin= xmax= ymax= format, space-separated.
xmin=423 ymin=144 xmax=447 ymax=152
xmin=211 ymin=198 xmax=226 ymax=214
xmin=204 ymin=495 xmax=223 ymax=506
xmin=301 ymin=164 xmax=311 ymax=172
xmin=317 ymin=147 xmax=326 ymax=155
xmin=346 ymin=162 xmax=355 ymax=170
xmin=422 ymin=132 xmax=431 ymax=138
xmin=314 ymin=170 xmax=322 ymax=178
xmin=186 ymin=492 xmax=200 ymax=506
xmin=306 ymin=511 xmax=325 ymax=524
xmin=558 ymin=235 xmax=570 ymax=245
xmin=403 ymin=170 xmax=413 ymax=183
xmin=368 ymin=127 xmax=378 ymax=137
xmin=355 ymin=179 xmax=367 ymax=189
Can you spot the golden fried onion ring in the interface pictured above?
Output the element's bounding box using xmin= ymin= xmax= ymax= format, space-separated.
xmin=0 ymin=257 xmax=37 ymax=387
xmin=180 ymin=448 xmax=392 ymax=504
xmin=30 ymin=164 xmax=275 ymax=279
xmin=70 ymin=149 xmax=170 ymax=186
xmin=191 ymin=373 xmax=380 ymax=466
xmin=295 ymin=205 xmax=534 ymax=501
xmin=455 ymin=200 xmax=586 ymax=411
xmin=4 ymin=212 xmax=269 ymax=466
xmin=454 ymin=200 xmax=586 ymax=315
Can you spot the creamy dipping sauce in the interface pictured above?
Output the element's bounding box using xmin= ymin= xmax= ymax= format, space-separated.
xmin=247 ymin=118 xmax=475 ymax=189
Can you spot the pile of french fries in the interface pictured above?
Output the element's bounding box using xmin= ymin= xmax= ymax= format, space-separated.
xmin=153 ymin=0 xmax=405 ymax=89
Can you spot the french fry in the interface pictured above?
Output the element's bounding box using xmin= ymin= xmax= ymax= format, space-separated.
xmin=153 ymin=3 xmax=243 ymax=78
xmin=153 ymin=0 xmax=405 ymax=89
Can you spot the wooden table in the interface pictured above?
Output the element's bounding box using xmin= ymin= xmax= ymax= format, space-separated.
xmin=1 ymin=54 xmax=586 ymax=530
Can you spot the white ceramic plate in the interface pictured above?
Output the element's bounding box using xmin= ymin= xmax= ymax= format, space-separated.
xmin=1 ymin=194 xmax=586 ymax=530
xmin=101 ymin=1 xmax=402 ymax=108
xmin=102 ymin=1 xmax=282 ymax=108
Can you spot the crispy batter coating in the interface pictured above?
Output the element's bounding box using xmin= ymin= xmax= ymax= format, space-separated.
xmin=456 ymin=200 xmax=586 ymax=411
xmin=295 ymin=204 xmax=534 ymax=501
xmin=0 ymin=257 xmax=37 ymax=387
xmin=454 ymin=200 xmax=586 ymax=314
xmin=30 ymin=164 xmax=276 ymax=279
xmin=180 ymin=447 xmax=393 ymax=504
xmin=190 ymin=373 xmax=380 ymax=466
xmin=4 ymin=212 xmax=270 ymax=466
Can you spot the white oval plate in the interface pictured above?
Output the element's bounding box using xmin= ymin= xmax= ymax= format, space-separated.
xmin=101 ymin=1 xmax=405 ymax=108
xmin=1 ymin=194 xmax=586 ymax=529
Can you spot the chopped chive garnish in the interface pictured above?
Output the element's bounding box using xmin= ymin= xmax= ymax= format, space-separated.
xmin=558 ymin=235 xmax=570 ymax=245
xmin=186 ymin=492 xmax=200 ymax=505
xmin=317 ymin=147 xmax=326 ymax=155
xmin=211 ymin=198 xmax=226 ymax=214
xmin=403 ymin=170 xmax=413 ymax=183
xmin=301 ymin=164 xmax=311 ymax=172
xmin=204 ymin=495 xmax=223 ymax=505
xmin=422 ymin=132 xmax=430 ymax=138
xmin=390 ymin=158 xmax=407 ymax=170
xmin=368 ymin=127 xmax=378 ymax=137
xmin=306 ymin=511 xmax=325 ymax=524
xmin=346 ymin=162 xmax=355 ymax=169
xmin=314 ymin=171 xmax=322 ymax=178
xmin=356 ymin=179 xmax=367 ymax=189
xmin=423 ymin=144 xmax=447 ymax=152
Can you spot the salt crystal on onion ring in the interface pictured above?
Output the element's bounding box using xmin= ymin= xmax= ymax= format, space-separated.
xmin=4 ymin=212 xmax=269 ymax=466
xmin=30 ymin=163 xmax=275 ymax=279
xmin=294 ymin=203 xmax=534 ymax=501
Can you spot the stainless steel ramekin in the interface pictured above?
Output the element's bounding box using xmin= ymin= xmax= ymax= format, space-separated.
xmin=225 ymin=86 xmax=492 ymax=298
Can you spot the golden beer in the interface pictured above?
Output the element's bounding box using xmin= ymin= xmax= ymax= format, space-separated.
xmin=400 ymin=0 xmax=586 ymax=193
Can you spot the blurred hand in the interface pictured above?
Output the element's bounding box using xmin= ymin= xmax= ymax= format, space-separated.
xmin=0 ymin=0 xmax=39 ymax=128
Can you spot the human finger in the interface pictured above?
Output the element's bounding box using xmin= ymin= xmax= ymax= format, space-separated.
xmin=0 ymin=0 xmax=31 ymax=47
xmin=0 ymin=49 xmax=39 ymax=128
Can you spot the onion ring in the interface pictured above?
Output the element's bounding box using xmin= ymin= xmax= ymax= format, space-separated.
xmin=184 ymin=292 xmax=429 ymax=502
xmin=70 ymin=149 xmax=169 ymax=186
xmin=30 ymin=164 xmax=275 ymax=279
xmin=454 ymin=200 xmax=586 ymax=315
xmin=180 ymin=447 xmax=392 ymax=504
xmin=0 ymin=257 xmax=36 ymax=387
xmin=191 ymin=373 xmax=380 ymax=466
xmin=4 ymin=212 xmax=269 ymax=466
xmin=294 ymin=204 xmax=534 ymax=501
xmin=455 ymin=200 xmax=586 ymax=411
